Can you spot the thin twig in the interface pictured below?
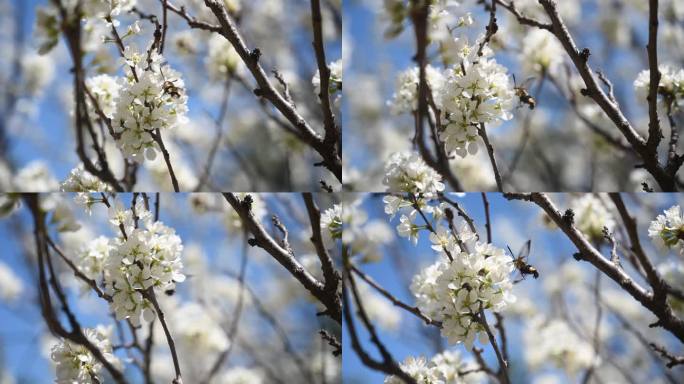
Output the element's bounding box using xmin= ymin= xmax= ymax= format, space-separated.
xmin=478 ymin=123 xmax=504 ymax=192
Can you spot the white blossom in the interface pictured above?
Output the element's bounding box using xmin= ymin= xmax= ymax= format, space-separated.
xmin=112 ymin=48 xmax=188 ymax=162
xmin=385 ymin=350 xmax=483 ymax=384
xmin=383 ymin=152 xmax=445 ymax=196
xmin=60 ymin=164 xmax=112 ymax=192
xmin=634 ymin=64 xmax=684 ymax=109
xmin=13 ymin=161 xmax=59 ymax=192
xmin=173 ymin=302 xmax=230 ymax=354
xmin=104 ymin=217 xmax=185 ymax=326
xmin=411 ymin=243 xmax=515 ymax=347
xmin=388 ymin=65 xmax=444 ymax=115
xmin=648 ymin=204 xmax=684 ymax=255
xmin=51 ymin=326 xmax=121 ymax=384
xmin=357 ymin=280 xmax=402 ymax=331
xmin=76 ymin=236 xmax=112 ymax=281
xmin=312 ymin=59 xmax=343 ymax=106
xmin=439 ymin=58 xmax=515 ymax=157
xmin=396 ymin=212 xmax=420 ymax=245
xmin=49 ymin=200 xmax=81 ymax=232
xmin=86 ymin=74 xmax=121 ymax=118
xmin=321 ymin=204 xmax=343 ymax=240
xmin=20 ymin=53 xmax=54 ymax=96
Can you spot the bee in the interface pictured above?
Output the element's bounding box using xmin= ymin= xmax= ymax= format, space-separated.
xmin=512 ymin=74 xmax=536 ymax=110
xmin=162 ymin=80 xmax=182 ymax=99
xmin=508 ymin=240 xmax=539 ymax=281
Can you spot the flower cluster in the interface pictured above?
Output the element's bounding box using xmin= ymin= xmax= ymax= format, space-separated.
xmin=383 ymin=152 xmax=445 ymax=197
xmin=648 ymin=204 xmax=684 ymax=255
xmin=51 ymin=326 xmax=121 ymax=384
xmin=101 ymin=200 xmax=185 ymax=326
xmin=111 ymin=47 xmax=188 ymax=162
xmin=634 ymin=64 xmax=684 ymax=110
xmin=384 ymin=350 xmax=483 ymax=384
xmin=388 ymin=65 xmax=444 ymax=115
xmin=524 ymin=317 xmax=596 ymax=375
xmin=411 ymin=243 xmax=515 ymax=346
xmin=60 ymin=165 xmax=112 ymax=192
xmin=570 ymin=194 xmax=615 ymax=241
xmin=383 ymin=181 xmax=514 ymax=346
xmin=439 ymin=56 xmax=516 ymax=157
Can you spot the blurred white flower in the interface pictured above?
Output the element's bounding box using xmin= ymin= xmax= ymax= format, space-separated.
xmin=570 ymin=194 xmax=615 ymax=241
xmin=206 ymin=34 xmax=242 ymax=80
xmin=13 ymin=161 xmax=59 ymax=192
xmin=21 ymin=53 xmax=54 ymax=96
xmin=216 ymin=366 xmax=263 ymax=384
xmin=525 ymin=317 xmax=596 ymax=375
xmin=519 ymin=29 xmax=565 ymax=76
xmin=0 ymin=261 xmax=23 ymax=302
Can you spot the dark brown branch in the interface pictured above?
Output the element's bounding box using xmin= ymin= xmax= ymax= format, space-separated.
xmin=481 ymin=193 xmax=492 ymax=243
xmin=494 ymin=0 xmax=552 ymax=31
xmin=302 ymin=193 xmax=342 ymax=298
xmin=476 ymin=309 xmax=510 ymax=384
xmin=478 ymin=123 xmax=504 ymax=192
xmin=645 ymin=0 xmax=662 ymax=153
xmin=310 ymin=0 xmax=339 ymax=148
xmin=148 ymin=129 xmax=179 ymax=192
xmin=143 ymin=289 xmax=182 ymax=383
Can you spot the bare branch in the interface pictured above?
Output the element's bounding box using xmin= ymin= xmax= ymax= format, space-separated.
xmin=310 ymin=0 xmax=339 ymax=147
